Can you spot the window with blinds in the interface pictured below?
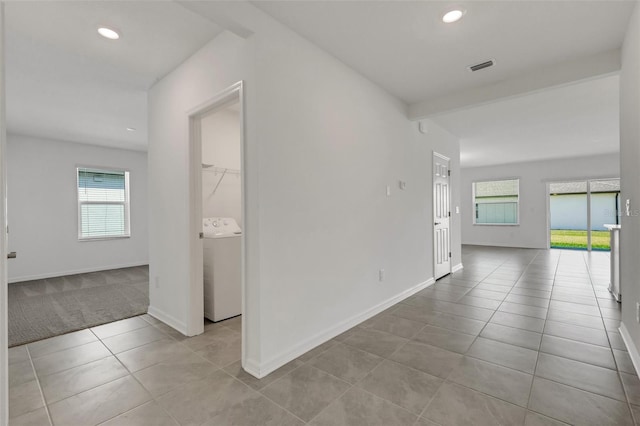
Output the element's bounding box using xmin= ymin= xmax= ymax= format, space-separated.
xmin=77 ymin=167 xmax=130 ymax=239
xmin=473 ymin=179 xmax=519 ymax=225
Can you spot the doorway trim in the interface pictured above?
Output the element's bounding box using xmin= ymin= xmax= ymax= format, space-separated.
xmin=186 ymin=81 xmax=245 ymax=362
xmin=433 ymin=151 xmax=452 ymax=280
xmin=0 ymin=4 xmax=8 ymax=423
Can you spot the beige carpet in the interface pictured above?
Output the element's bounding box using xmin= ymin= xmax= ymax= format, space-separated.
xmin=8 ymin=266 xmax=149 ymax=347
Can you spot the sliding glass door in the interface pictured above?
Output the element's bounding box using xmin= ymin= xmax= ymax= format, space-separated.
xmin=549 ymin=178 xmax=620 ymax=251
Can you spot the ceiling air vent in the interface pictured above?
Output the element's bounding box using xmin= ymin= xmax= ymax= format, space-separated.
xmin=468 ymin=59 xmax=495 ymax=72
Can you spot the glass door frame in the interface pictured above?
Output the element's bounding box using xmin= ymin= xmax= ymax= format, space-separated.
xmin=547 ymin=177 xmax=620 ymax=252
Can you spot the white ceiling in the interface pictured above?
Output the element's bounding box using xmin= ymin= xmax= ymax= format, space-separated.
xmin=2 ymin=1 xmax=632 ymax=160
xmin=253 ymin=1 xmax=634 ymax=104
xmin=431 ymin=74 xmax=620 ymax=168
xmin=5 ymin=1 xmax=223 ymax=151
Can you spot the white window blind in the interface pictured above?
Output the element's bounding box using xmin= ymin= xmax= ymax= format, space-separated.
xmin=77 ymin=167 xmax=130 ymax=239
xmin=473 ymin=179 xmax=520 ymax=225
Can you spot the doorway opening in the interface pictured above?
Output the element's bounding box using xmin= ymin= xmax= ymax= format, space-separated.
xmin=188 ymin=81 xmax=245 ymax=359
xmin=548 ymin=178 xmax=620 ymax=251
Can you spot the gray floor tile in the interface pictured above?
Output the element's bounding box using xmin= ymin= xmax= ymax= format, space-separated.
xmin=525 ymin=411 xmax=569 ymax=425
xmin=32 ymin=341 xmax=111 ymax=377
xmin=7 ymin=407 xmax=51 ymax=426
xmin=529 ymin=377 xmax=633 ymax=426
xmin=390 ymin=304 xmax=431 ymax=323
xmin=152 ymin=323 xmax=188 ymax=342
xmin=159 ymin=370 xmax=303 ymax=425
xmin=412 ymin=325 xmax=476 ymax=354
xmin=613 ymin=349 xmax=637 ymax=374
xmin=548 ymin=300 xmax=601 ymax=317
xmin=194 ymin=331 xmax=242 ymax=368
xmin=27 ymin=329 xmax=98 ymax=359
xmin=8 ymin=346 xmax=29 ymax=365
xmin=475 ymin=283 xmax=512 ymax=293
xmin=91 ymin=317 xmax=149 ymax=340
xmin=456 ymin=295 xmax=502 ymax=310
xmin=9 ymin=380 xmax=44 ymax=419
xmin=540 ymin=335 xmax=616 ymax=369
xmin=40 ymin=356 xmax=128 ymax=403
xmin=181 ymin=326 xmax=238 ymax=351
xmin=631 ymin=404 xmax=640 ymax=425
xmin=504 ymin=294 xmax=550 ymax=308
xmin=490 ymin=311 xmax=545 ymax=333
xmin=621 ymin=372 xmax=640 ymax=406
xmin=422 ymin=381 xmax=526 ymax=426
xmin=368 ymin=314 xmax=426 ymax=338
xmin=357 ymin=360 xmax=442 ymax=414
xmin=100 ymin=401 xmax=179 ymax=426
xmin=390 ymin=341 xmax=462 ymax=379
xmin=466 ymin=289 xmax=507 ymax=301
xmin=309 ymin=387 xmax=416 ymax=426
xmin=550 ymin=292 xmax=598 ymax=306
xmin=225 ymin=359 xmax=305 ymax=391
xmin=48 ymin=376 xmax=151 ymax=426
xmin=510 ymin=288 xmax=551 ymax=299
xmin=499 ymin=302 xmax=548 ymax=319
xmin=116 ymin=339 xmax=193 ymax=372
xmin=601 ymin=307 xmax=622 ymax=320
xmin=101 ymin=326 xmax=167 ymax=354
xmin=261 ymin=365 xmax=350 ymax=422
xmin=342 ymin=328 xmax=408 ymax=358
xmin=481 ymin=323 xmax=542 ymax=350
xmin=535 ymin=353 xmax=625 ymax=401
xmin=547 ymin=309 xmax=605 ymax=329
xmin=140 ymin=314 xmax=162 ymax=326
xmin=543 ymin=320 xmax=609 ymax=347
xmin=9 ymin=360 xmax=36 ymax=388
xmin=608 ymin=331 xmax=627 ymax=351
xmin=134 ymin=352 xmax=219 ymax=397
xmin=425 ymin=311 xmax=486 ymax=336
xmin=298 ymin=340 xmax=338 ymax=362
xmin=448 ymin=357 xmax=533 ymax=407
xmin=309 ymin=342 xmax=383 ymax=384
xmin=467 ymin=337 xmax=538 ymax=374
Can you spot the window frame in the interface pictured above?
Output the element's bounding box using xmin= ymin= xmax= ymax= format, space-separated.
xmin=76 ymin=166 xmax=131 ymax=241
xmin=472 ymin=178 xmax=520 ymax=226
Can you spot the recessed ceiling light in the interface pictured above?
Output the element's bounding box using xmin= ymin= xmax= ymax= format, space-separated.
xmin=126 ymin=127 xmax=136 ymax=132
xmin=442 ymin=9 xmax=465 ymax=24
xmin=98 ymin=27 xmax=120 ymax=40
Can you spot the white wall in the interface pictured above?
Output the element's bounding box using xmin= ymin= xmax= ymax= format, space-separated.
xmin=201 ymin=108 xmax=242 ymax=225
xmin=461 ymin=154 xmax=619 ymax=249
xmin=6 ymin=134 xmax=148 ymax=282
xmin=619 ymin=4 xmax=640 ymax=371
xmin=148 ymin=2 xmax=460 ymax=378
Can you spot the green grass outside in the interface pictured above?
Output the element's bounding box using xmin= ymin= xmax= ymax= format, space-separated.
xmin=550 ymin=230 xmax=611 ymax=250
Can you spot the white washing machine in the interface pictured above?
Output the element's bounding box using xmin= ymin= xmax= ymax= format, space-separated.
xmin=203 ymin=217 xmax=242 ymax=322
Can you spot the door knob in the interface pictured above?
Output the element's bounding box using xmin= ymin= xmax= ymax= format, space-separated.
xmin=7 ymin=251 xmax=16 ymax=259
xmin=434 ymin=222 xmax=441 ymax=226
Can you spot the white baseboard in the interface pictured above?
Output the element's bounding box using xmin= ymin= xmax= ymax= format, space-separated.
xmin=147 ymin=305 xmax=188 ymax=336
xmin=619 ymin=322 xmax=640 ymax=378
xmin=8 ymin=261 xmax=149 ymax=283
xmin=452 ymin=263 xmax=464 ymax=273
xmin=248 ymin=278 xmax=436 ymax=379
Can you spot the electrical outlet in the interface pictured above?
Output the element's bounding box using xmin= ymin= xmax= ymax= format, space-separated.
xmin=155 ymin=277 xmax=160 ymax=289
xmin=398 ymin=181 xmax=406 ymax=190
xmin=379 ymin=269 xmax=385 ymax=282
xmin=636 ymin=302 xmax=640 ymax=323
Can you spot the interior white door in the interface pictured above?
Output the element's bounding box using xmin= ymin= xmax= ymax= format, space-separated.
xmin=433 ymin=153 xmax=451 ymax=280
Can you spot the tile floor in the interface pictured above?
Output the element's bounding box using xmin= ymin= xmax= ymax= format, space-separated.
xmin=7 ymin=246 xmax=638 ymax=425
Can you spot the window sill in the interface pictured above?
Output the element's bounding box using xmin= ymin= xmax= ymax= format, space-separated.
xmin=78 ymin=235 xmax=131 ymax=242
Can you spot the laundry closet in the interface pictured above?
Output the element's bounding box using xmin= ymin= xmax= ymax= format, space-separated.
xmin=200 ymin=100 xmax=242 ymax=322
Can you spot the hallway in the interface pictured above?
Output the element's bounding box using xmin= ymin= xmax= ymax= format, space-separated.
xmin=8 ymin=246 xmax=635 ymax=425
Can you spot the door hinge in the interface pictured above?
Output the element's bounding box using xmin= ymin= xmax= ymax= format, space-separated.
xmin=448 ymin=211 xmax=451 ymax=217
xmin=449 ymin=252 xmax=452 ymax=257
xmin=448 ymin=170 xmax=451 ymax=176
